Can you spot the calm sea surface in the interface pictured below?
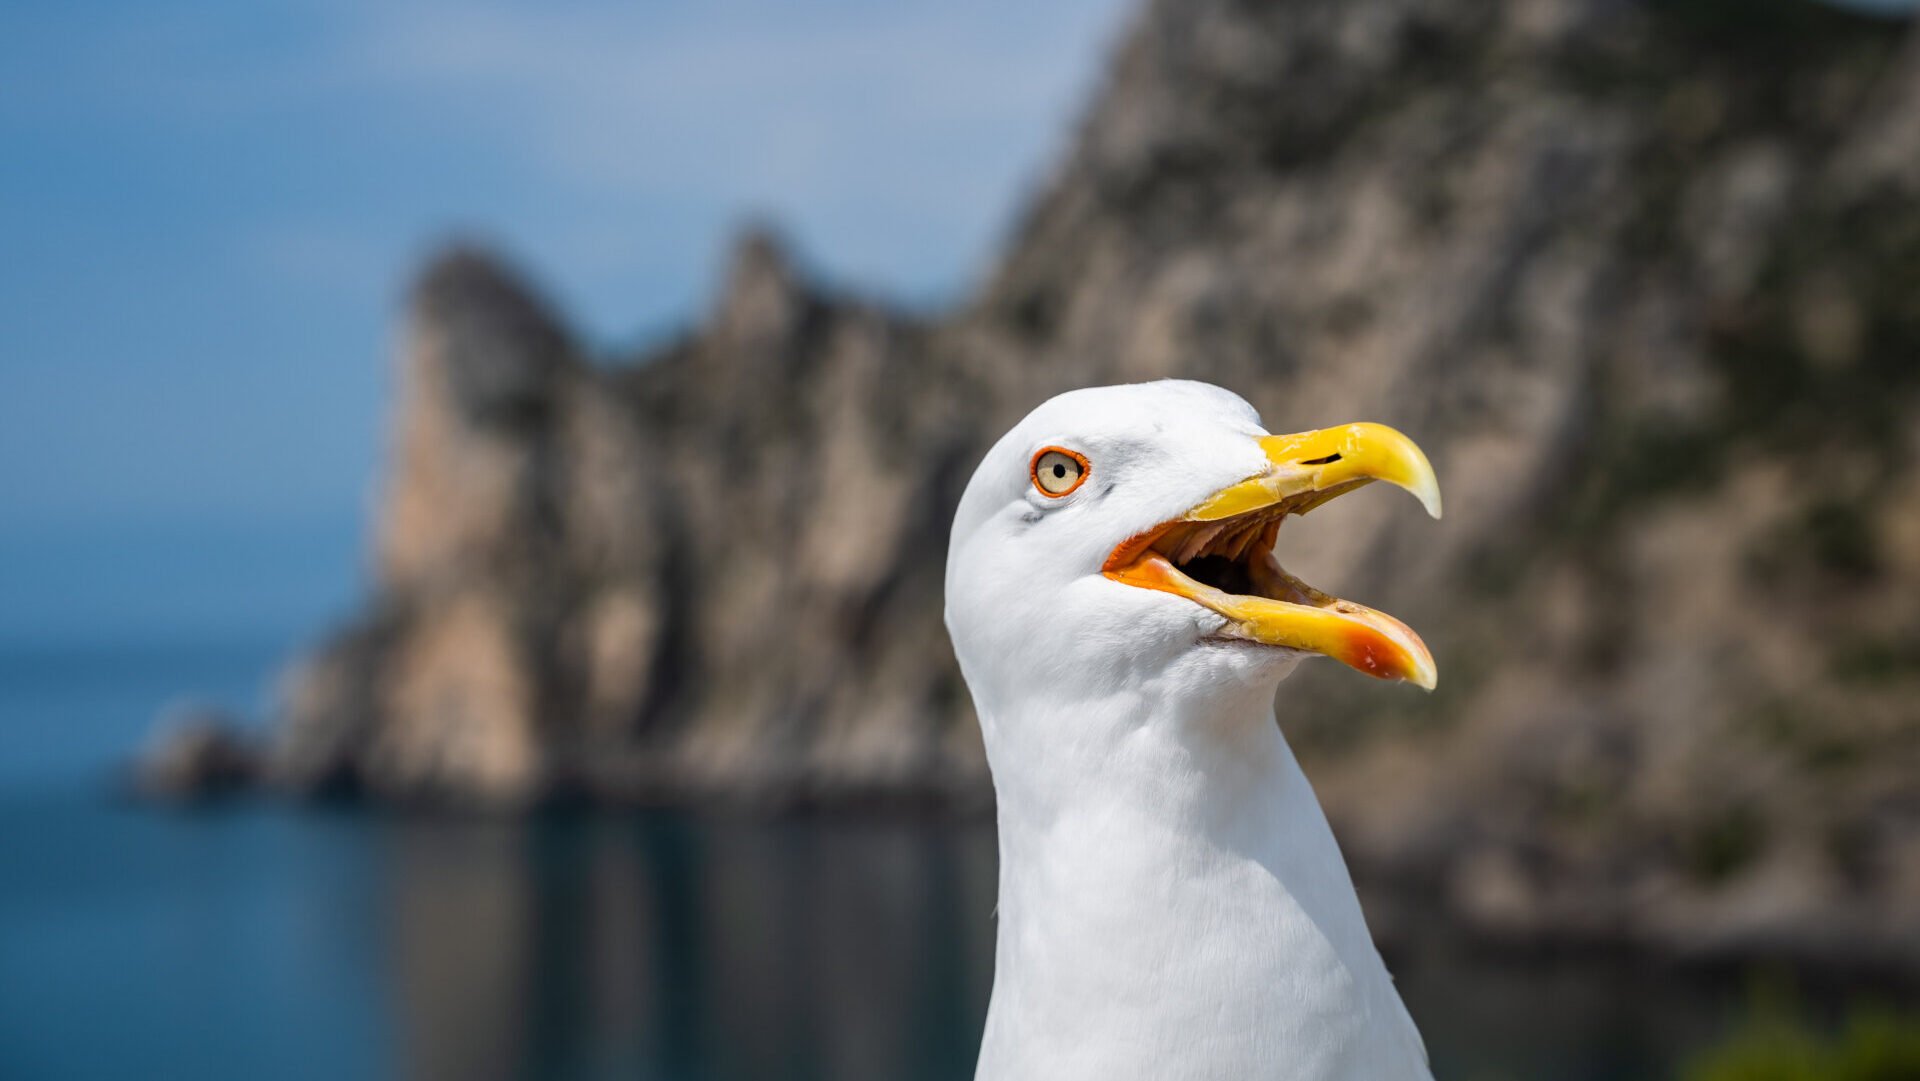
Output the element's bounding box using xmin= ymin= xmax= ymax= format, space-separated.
xmin=0 ymin=640 xmax=1854 ymax=1081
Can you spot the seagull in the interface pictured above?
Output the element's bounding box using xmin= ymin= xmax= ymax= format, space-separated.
xmin=945 ymin=380 xmax=1442 ymax=1081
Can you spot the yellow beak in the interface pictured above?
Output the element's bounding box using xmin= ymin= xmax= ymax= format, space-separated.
xmin=1103 ymin=423 xmax=1442 ymax=689
xmin=1191 ymin=423 xmax=1442 ymax=522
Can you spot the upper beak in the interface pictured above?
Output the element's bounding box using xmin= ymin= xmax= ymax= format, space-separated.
xmin=1103 ymin=422 xmax=1442 ymax=690
xmin=1193 ymin=423 xmax=1442 ymax=523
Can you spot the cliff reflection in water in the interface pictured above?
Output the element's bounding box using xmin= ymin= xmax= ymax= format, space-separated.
xmin=382 ymin=812 xmax=996 ymax=1081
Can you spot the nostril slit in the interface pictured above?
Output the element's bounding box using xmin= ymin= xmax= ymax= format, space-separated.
xmin=1299 ymin=453 xmax=1341 ymax=466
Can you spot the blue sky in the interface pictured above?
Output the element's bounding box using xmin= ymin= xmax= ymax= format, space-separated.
xmin=0 ymin=0 xmax=1131 ymax=643
xmin=3 ymin=0 xmax=1913 ymax=646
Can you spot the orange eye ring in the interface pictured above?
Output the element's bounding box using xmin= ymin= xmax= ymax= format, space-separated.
xmin=1030 ymin=446 xmax=1090 ymax=498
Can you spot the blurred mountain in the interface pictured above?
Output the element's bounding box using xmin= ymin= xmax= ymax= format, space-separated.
xmin=161 ymin=0 xmax=1920 ymax=970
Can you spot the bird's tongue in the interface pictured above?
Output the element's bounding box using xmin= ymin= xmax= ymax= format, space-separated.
xmin=1108 ymin=549 xmax=1437 ymax=689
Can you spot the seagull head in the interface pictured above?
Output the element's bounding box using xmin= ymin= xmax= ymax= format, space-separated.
xmin=945 ymin=380 xmax=1441 ymax=724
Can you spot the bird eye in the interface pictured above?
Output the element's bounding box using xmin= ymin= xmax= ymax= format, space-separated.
xmin=1031 ymin=447 xmax=1089 ymax=497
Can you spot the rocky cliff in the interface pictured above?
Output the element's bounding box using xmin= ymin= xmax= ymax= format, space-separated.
xmin=173 ymin=0 xmax=1920 ymax=970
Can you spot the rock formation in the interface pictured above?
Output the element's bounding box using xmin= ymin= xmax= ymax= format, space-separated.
xmin=135 ymin=703 xmax=259 ymax=800
xmin=167 ymin=0 xmax=1920 ymax=969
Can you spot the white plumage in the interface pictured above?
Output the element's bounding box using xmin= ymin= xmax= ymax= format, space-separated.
xmin=945 ymin=381 xmax=1437 ymax=1081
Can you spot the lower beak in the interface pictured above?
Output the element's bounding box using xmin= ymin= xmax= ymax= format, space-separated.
xmin=1103 ymin=423 xmax=1441 ymax=689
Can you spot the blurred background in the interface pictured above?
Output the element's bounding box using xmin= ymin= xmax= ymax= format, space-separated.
xmin=5 ymin=1 xmax=1920 ymax=1079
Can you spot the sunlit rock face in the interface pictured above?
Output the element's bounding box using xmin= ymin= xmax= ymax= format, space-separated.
xmin=272 ymin=230 xmax=987 ymax=809
xmin=260 ymin=0 xmax=1920 ymax=968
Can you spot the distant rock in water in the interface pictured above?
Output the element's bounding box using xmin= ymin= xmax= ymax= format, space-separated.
xmin=165 ymin=0 xmax=1920 ymax=971
xmin=134 ymin=704 xmax=259 ymax=800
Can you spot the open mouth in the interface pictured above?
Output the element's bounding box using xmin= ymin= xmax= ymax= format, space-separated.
xmin=1101 ymin=423 xmax=1441 ymax=689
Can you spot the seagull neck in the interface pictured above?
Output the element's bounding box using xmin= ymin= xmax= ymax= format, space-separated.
xmin=983 ymin=674 xmax=1298 ymax=832
xmin=976 ymin=676 xmax=1392 ymax=1077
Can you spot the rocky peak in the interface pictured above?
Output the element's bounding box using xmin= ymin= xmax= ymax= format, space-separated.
xmin=705 ymin=224 xmax=814 ymax=359
xmin=378 ymin=247 xmax=576 ymax=590
xmin=410 ymin=245 xmax=573 ymax=430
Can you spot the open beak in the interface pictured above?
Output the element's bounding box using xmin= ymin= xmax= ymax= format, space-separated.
xmin=1102 ymin=423 xmax=1442 ymax=689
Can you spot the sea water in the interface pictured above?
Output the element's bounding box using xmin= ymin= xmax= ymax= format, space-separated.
xmin=0 ymin=638 xmax=1795 ymax=1081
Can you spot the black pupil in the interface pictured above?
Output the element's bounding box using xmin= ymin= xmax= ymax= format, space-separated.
xmin=1052 ymin=464 xmax=1067 ymax=478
